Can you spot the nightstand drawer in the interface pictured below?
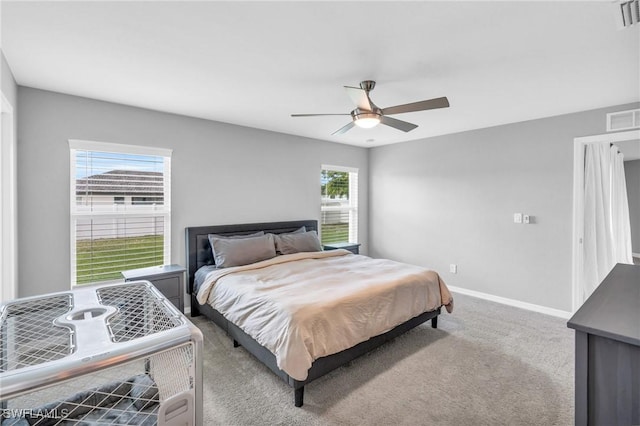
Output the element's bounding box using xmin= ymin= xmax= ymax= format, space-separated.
xmin=151 ymin=277 xmax=180 ymax=299
xmin=121 ymin=264 xmax=186 ymax=313
xmin=167 ymin=297 xmax=181 ymax=310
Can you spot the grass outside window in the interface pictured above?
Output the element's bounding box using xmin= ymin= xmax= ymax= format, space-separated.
xmin=320 ymin=223 xmax=349 ymax=245
xmin=76 ymin=235 xmax=163 ymax=285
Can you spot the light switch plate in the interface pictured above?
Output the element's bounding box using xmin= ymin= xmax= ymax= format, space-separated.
xmin=514 ymin=213 xmax=523 ymax=224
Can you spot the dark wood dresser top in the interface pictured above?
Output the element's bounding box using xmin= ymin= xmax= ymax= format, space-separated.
xmin=568 ymin=263 xmax=640 ymax=346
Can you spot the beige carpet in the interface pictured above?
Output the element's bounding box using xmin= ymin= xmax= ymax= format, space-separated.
xmin=190 ymin=292 xmax=574 ymax=425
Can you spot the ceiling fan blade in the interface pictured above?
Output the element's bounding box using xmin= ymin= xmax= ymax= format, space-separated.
xmin=332 ymin=121 xmax=356 ymax=135
xmin=382 ymin=97 xmax=450 ymax=115
xmin=379 ymin=115 xmax=418 ymax=132
xmin=291 ymin=113 xmax=350 ymax=117
xmin=344 ymin=86 xmax=373 ymax=111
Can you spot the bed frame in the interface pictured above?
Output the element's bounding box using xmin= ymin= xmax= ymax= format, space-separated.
xmin=185 ymin=220 xmax=441 ymax=407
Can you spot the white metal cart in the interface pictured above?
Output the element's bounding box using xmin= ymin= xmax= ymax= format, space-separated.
xmin=0 ymin=281 xmax=203 ymax=425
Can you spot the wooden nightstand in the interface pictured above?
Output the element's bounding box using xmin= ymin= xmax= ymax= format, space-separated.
xmin=121 ymin=264 xmax=186 ymax=312
xmin=323 ymin=242 xmax=361 ymax=254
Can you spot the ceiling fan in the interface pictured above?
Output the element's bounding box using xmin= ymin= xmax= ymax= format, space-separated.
xmin=291 ymin=80 xmax=449 ymax=135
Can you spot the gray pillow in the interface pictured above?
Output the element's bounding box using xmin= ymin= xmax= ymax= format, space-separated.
xmin=208 ymin=231 xmax=265 ymax=265
xmin=271 ymin=226 xmax=306 ymax=254
xmin=208 ymin=230 xmax=264 ymax=247
xmin=289 ymin=226 xmax=306 ymax=234
xmin=274 ymin=230 xmax=322 ymax=255
xmin=211 ymin=233 xmax=276 ymax=268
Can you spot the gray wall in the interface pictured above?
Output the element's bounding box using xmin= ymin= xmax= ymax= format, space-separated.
xmin=1 ymin=50 xmax=17 ymax=107
xmin=625 ymin=160 xmax=640 ymax=254
xmin=14 ymin=83 xmax=640 ymax=313
xmin=369 ymin=102 xmax=640 ymax=313
xmin=17 ymin=87 xmax=369 ymax=300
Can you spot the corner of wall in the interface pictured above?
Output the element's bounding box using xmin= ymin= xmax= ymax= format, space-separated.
xmin=1 ymin=49 xmax=18 ymax=107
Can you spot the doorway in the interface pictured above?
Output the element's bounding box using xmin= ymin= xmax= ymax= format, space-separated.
xmin=571 ymin=129 xmax=640 ymax=312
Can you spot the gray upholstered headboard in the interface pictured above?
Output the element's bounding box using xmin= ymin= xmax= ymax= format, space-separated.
xmin=185 ymin=220 xmax=318 ymax=295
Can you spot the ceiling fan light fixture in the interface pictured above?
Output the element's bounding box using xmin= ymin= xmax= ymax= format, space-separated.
xmin=354 ymin=113 xmax=380 ymax=129
xmin=292 ymin=80 xmax=449 ymax=135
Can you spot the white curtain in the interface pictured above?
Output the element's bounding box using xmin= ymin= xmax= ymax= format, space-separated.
xmin=611 ymin=146 xmax=633 ymax=264
xmin=582 ymin=143 xmax=633 ymax=301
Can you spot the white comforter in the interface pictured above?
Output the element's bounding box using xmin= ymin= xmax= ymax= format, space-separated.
xmin=197 ymin=250 xmax=453 ymax=381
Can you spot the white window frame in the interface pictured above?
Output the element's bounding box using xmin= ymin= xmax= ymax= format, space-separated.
xmin=320 ymin=164 xmax=359 ymax=244
xmin=69 ymin=139 xmax=172 ymax=286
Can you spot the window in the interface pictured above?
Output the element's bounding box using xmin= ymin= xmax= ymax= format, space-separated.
xmin=69 ymin=140 xmax=172 ymax=285
xmin=320 ymin=165 xmax=358 ymax=245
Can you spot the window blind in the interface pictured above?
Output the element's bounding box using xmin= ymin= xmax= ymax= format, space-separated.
xmin=69 ymin=140 xmax=172 ymax=285
xmin=320 ymin=165 xmax=358 ymax=245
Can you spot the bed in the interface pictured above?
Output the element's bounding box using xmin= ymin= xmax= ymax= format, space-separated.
xmin=185 ymin=220 xmax=452 ymax=407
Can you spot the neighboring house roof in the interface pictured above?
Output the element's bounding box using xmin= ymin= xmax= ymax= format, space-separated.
xmin=76 ymin=170 xmax=163 ymax=195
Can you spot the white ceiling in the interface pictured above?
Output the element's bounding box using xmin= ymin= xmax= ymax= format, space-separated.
xmin=1 ymin=1 xmax=639 ymax=147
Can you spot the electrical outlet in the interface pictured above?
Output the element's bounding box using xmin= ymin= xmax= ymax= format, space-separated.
xmin=523 ymin=214 xmax=530 ymax=224
xmin=514 ymin=213 xmax=523 ymax=224
xmin=450 ymin=264 xmax=457 ymax=274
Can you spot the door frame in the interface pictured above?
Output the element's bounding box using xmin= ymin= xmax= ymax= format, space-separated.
xmin=1 ymin=91 xmax=17 ymax=302
xmin=571 ymin=129 xmax=640 ymax=312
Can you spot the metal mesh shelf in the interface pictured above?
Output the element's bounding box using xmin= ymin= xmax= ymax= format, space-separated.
xmin=0 ymin=294 xmax=73 ymax=372
xmin=97 ymin=283 xmax=182 ymax=342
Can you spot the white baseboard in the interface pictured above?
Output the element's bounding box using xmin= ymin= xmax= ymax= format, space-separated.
xmin=633 ymin=252 xmax=640 ymax=258
xmin=447 ymin=285 xmax=573 ymax=319
xmin=183 ymin=289 xmax=572 ymax=319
